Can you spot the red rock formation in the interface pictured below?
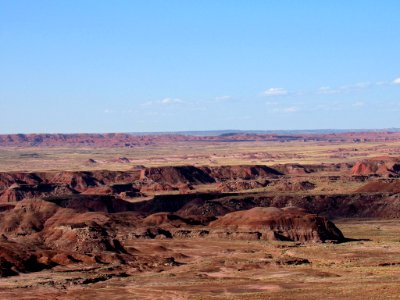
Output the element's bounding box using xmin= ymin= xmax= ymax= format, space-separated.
xmin=141 ymin=166 xmax=215 ymax=185
xmin=270 ymin=180 xmax=316 ymax=192
xmin=0 ymin=170 xmax=142 ymax=202
xmin=0 ymin=183 xmax=76 ymax=203
xmin=356 ymin=180 xmax=400 ymax=193
xmin=202 ymin=165 xmax=282 ymax=181
xmin=142 ymin=212 xmax=194 ymax=227
xmin=351 ymin=157 xmax=400 ymax=177
xmin=216 ymin=180 xmax=269 ymax=192
xmin=209 ymin=207 xmax=344 ymax=242
xmin=0 ymin=197 xmax=131 ymax=277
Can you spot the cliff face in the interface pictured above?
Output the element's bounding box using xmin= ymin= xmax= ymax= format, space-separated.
xmin=351 ymin=157 xmax=400 ymax=177
xmin=0 ymin=197 xmax=129 ymax=277
xmin=0 ymin=170 xmax=142 ymax=202
xmin=209 ymin=207 xmax=344 ymax=242
xmin=0 ymin=165 xmax=282 ymax=202
xmin=0 ymin=195 xmax=346 ymax=278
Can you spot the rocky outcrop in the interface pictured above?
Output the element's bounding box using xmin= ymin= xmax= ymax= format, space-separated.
xmin=355 ymin=179 xmax=400 ymax=193
xmin=0 ymin=165 xmax=283 ymax=202
xmin=0 ymin=241 xmax=54 ymax=277
xmin=216 ymin=180 xmax=270 ymax=192
xmin=273 ymin=163 xmax=353 ymax=175
xmin=351 ymin=156 xmax=400 ymax=177
xmin=0 ymin=171 xmax=143 ymax=202
xmin=142 ymin=212 xmax=199 ymax=227
xmin=201 ymin=165 xmax=282 ymax=181
xmin=270 ymin=180 xmax=316 ymax=192
xmin=0 ymin=197 xmax=131 ymax=277
xmin=130 ymin=191 xmax=400 ymax=219
xmin=0 ymin=171 xmax=141 ymax=191
xmin=209 ymin=207 xmax=344 ymax=242
xmin=141 ymin=166 xmax=215 ymax=185
xmin=0 ymin=183 xmax=77 ymax=203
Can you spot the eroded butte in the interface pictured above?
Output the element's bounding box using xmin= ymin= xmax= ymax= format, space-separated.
xmin=1 ymin=132 xmax=400 ymax=299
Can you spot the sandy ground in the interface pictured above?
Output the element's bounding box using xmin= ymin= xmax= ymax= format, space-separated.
xmin=2 ymin=139 xmax=400 ymax=172
xmin=1 ymin=219 xmax=400 ymax=299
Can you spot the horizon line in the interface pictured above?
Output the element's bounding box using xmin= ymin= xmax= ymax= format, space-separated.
xmin=1 ymin=128 xmax=400 ymax=136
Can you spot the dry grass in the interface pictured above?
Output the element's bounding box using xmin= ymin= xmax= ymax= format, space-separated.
xmin=1 ymin=139 xmax=400 ymax=172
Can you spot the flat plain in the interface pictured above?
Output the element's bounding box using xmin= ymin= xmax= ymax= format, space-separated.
xmin=2 ymin=139 xmax=400 ymax=172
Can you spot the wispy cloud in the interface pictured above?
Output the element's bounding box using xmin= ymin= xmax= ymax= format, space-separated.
xmin=269 ymin=105 xmax=300 ymax=113
xmin=160 ymin=97 xmax=184 ymax=104
xmin=141 ymin=101 xmax=155 ymax=106
xmin=215 ymin=95 xmax=232 ymax=101
xmin=280 ymin=106 xmax=299 ymax=113
xmin=352 ymin=101 xmax=365 ymax=108
xmin=142 ymin=97 xmax=185 ymax=106
xmin=263 ymin=87 xmax=288 ymax=96
xmin=349 ymin=82 xmax=372 ymax=89
xmin=318 ymin=82 xmax=373 ymax=95
xmin=318 ymin=86 xmax=339 ymax=94
xmin=393 ymin=78 xmax=400 ymax=85
xmin=313 ymin=102 xmax=343 ymax=111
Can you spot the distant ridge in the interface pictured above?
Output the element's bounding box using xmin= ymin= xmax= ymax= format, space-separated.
xmin=1 ymin=130 xmax=400 ymax=147
xmin=2 ymin=128 xmax=400 ymax=137
xmin=124 ymin=128 xmax=400 ymax=136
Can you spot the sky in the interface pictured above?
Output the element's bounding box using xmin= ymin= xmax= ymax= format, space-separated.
xmin=1 ymin=1 xmax=400 ymax=134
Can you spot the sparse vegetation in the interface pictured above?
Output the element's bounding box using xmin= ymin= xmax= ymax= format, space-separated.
xmin=1 ymin=136 xmax=400 ymax=299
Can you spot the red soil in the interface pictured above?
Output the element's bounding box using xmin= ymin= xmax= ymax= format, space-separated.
xmin=351 ymin=157 xmax=400 ymax=176
xmin=209 ymin=207 xmax=344 ymax=242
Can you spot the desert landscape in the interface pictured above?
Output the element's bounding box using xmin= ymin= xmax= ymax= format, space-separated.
xmin=2 ymin=1 xmax=400 ymax=299
xmin=1 ymin=132 xmax=400 ymax=299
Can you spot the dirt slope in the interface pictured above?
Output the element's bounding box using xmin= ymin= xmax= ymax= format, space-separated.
xmin=210 ymin=207 xmax=344 ymax=242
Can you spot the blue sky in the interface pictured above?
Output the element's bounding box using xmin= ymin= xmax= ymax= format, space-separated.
xmin=1 ymin=1 xmax=400 ymax=133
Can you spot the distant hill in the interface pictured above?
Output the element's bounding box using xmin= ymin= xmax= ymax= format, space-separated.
xmin=127 ymin=128 xmax=400 ymax=136
xmin=1 ymin=130 xmax=400 ymax=147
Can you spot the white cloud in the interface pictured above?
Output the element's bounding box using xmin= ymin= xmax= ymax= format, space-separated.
xmin=142 ymin=97 xmax=185 ymax=106
xmin=263 ymin=87 xmax=288 ymax=96
xmin=350 ymin=82 xmax=371 ymax=89
xmin=318 ymin=82 xmax=373 ymax=95
xmin=271 ymin=106 xmax=299 ymax=113
xmin=261 ymin=79 xmax=394 ymax=99
xmin=215 ymin=95 xmax=232 ymax=101
xmin=318 ymin=86 xmax=339 ymax=94
xmin=161 ymin=97 xmax=184 ymax=104
xmin=141 ymin=101 xmax=154 ymax=106
xmin=313 ymin=103 xmax=342 ymax=111
xmin=282 ymin=106 xmax=299 ymax=113
xmin=352 ymin=101 xmax=365 ymax=107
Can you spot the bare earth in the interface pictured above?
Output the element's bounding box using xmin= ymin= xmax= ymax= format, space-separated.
xmin=1 ymin=219 xmax=400 ymax=300
xmin=1 ymin=132 xmax=400 ymax=299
